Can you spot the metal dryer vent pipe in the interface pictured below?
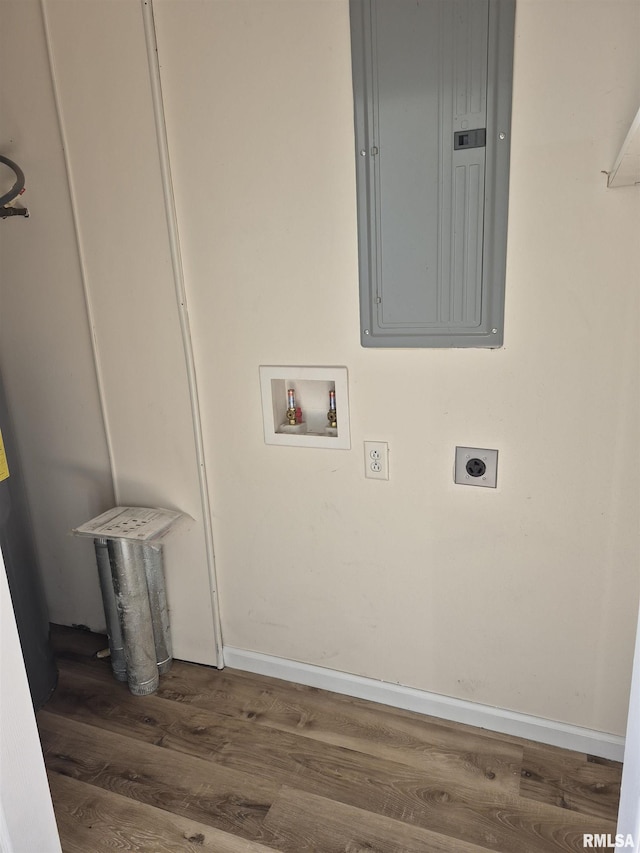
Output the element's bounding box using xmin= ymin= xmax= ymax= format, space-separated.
xmin=108 ymin=539 xmax=159 ymax=696
xmin=142 ymin=544 xmax=172 ymax=675
xmin=93 ymin=537 xmax=127 ymax=682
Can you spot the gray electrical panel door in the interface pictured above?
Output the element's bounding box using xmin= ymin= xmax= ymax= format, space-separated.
xmin=350 ymin=0 xmax=515 ymax=347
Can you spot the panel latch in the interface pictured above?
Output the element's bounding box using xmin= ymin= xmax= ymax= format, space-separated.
xmin=454 ymin=128 xmax=486 ymax=150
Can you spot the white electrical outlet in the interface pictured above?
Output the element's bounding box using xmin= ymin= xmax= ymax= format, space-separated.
xmin=364 ymin=441 xmax=389 ymax=480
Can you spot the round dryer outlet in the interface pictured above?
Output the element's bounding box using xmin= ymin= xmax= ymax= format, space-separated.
xmin=454 ymin=447 xmax=498 ymax=488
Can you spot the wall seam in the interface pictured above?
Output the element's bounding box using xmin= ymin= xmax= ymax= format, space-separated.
xmin=39 ymin=0 xmax=118 ymax=507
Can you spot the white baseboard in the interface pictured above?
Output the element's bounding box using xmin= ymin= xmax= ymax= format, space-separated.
xmin=223 ymin=646 xmax=625 ymax=762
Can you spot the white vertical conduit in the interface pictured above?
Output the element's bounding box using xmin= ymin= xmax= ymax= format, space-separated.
xmin=141 ymin=0 xmax=224 ymax=668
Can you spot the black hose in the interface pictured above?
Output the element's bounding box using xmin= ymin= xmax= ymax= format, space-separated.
xmin=0 ymin=155 xmax=26 ymax=208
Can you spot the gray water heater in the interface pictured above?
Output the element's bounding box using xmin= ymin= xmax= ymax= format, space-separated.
xmin=0 ymin=372 xmax=57 ymax=708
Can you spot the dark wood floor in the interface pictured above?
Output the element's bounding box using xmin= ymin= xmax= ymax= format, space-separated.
xmin=39 ymin=625 xmax=622 ymax=853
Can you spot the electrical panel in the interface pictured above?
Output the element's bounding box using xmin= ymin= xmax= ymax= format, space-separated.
xmin=350 ymin=0 xmax=515 ymax=347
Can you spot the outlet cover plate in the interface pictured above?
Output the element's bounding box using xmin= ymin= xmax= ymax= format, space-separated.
xmin=364 ymin=440 xmax=389 ymax=480
xmin=454 ymin=447 xmax=498 ymax=488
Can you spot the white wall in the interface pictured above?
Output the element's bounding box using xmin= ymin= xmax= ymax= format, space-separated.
xmin=1 ymin=548 xmax=61 ymax=853
xmin=154 ymin=0 xmax=640 ymax=734
xmin=0 ymin=0 xmax=221 ymax=665
xmin=617 ymin=599 xmax=640 ymax=842
xmin=0 ymin=0 xmax=638 ymax=736
xmin=0 ymin=0 xmax=113 ymax=629
xmin=39 ymin=0 xmax=220 ymax=665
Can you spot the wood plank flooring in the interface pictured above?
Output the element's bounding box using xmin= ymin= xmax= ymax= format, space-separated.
xmin=39 ymin=626 xmax=622 ymax=853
